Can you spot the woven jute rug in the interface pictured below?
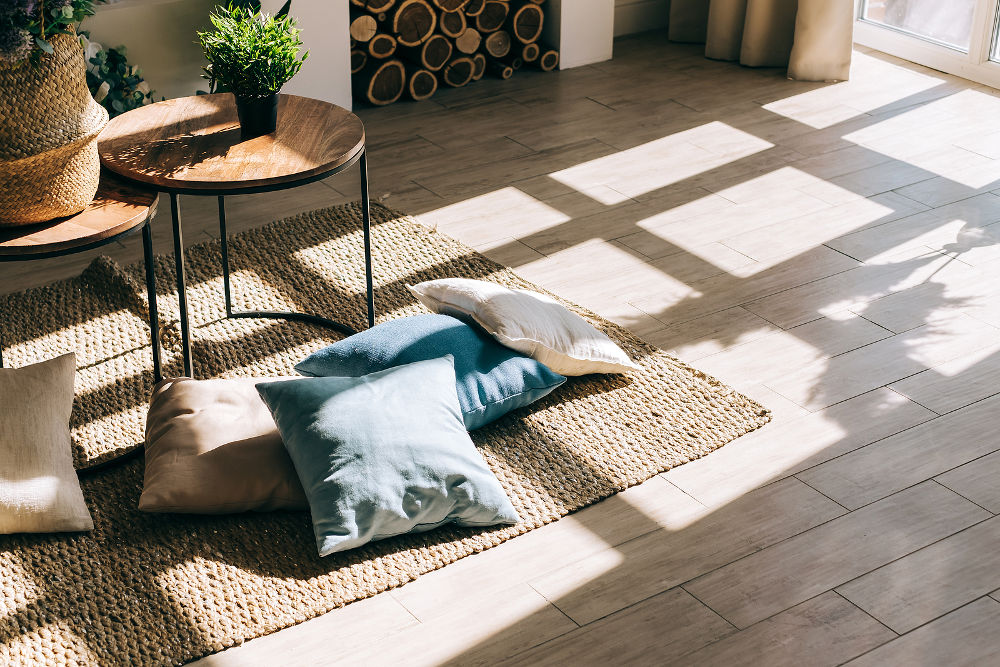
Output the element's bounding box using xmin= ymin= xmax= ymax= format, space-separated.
xmin=0 ymin=202 xmax=770 ymax=665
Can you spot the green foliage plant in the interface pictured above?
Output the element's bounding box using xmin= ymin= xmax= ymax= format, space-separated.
xmin=198 ymin=2 xmax=307 ymax=99
xmin=85 ymin=42 xmax=157 ymax=117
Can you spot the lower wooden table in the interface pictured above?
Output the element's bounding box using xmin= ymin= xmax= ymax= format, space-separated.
xmin=0 ymin=172 xmax=162 ymax=381
xmin=97 ymin=93 xmax=374 ymax=378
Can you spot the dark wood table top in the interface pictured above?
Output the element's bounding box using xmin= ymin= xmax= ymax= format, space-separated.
xmin=97 ymin=94 xmax=366 ymax=194
xmin=0 ymin=172 xmax=157 ymax=258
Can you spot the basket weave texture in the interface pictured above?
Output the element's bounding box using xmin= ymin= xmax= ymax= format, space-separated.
xmin=0 ymin=33 xmax=108 ymax=226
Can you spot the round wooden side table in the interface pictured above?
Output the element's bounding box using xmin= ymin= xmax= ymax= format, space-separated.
xmin=0 ymin=172 xmax=162 ymax=382
xmin=97 ymin=93 xmax=374 ymax=378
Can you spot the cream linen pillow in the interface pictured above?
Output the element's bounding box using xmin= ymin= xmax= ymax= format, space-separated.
xmin=0 ymin=353 xmax=94 ymax=534
xmin=140 ymin=377 xmax=308 ymax=514
xmin=408 ymin=278 xmax=639 ymax=376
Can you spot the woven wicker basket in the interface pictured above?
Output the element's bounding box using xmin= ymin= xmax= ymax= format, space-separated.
xmin=0 ymin=32 xmax=109 ymax=226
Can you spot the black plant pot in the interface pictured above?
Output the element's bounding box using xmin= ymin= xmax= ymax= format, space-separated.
xmin=234 ymin=93 xmax=279 ymax=139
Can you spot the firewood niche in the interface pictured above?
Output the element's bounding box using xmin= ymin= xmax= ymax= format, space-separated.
xmin=350 ymin=0 xmax=559 ymax=106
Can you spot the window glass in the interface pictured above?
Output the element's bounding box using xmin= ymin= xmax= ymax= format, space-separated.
xmin=862 ymin=0 xmax=976 ymax=52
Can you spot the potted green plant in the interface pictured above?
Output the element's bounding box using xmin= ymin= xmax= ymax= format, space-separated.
xmin=0 ymin=0 xmax=108 ymax=225
xmin=198 ymin=2 xmax=307 ymax=139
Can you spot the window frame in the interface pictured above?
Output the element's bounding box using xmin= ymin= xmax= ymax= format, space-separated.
xmin=853 ymin=0 xmax=1000 ymax=87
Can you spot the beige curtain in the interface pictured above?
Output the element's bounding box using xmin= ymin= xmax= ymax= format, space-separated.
xmin=668 ymin=0 xmax=855 ymax=81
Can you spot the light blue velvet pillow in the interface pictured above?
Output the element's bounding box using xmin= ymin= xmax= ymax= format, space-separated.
xmin=294 ymin=314 xmax=566 ymax=430
xmin=256 ymin=356 xmax=521 ymax=557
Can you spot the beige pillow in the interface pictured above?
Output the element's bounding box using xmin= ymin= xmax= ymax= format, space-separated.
xmin=140 ymin=377 xmax=308 ymax=514
xmin=408 ymin=278 xmax=639 ymax=376
xmin=0 ymin=353 xmax=94 ymax=534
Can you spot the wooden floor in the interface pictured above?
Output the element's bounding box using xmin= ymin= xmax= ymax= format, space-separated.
xmin=9 ymin=29 xmax=1000 ymax=665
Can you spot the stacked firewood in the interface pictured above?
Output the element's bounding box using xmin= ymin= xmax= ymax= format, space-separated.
xmin=350 ymin=0 xmax=559 ymax=105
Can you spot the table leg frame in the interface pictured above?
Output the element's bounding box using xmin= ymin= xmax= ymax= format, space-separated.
xmin=169 ymin=193 xmax=194 ymax=378
xmin=361 ymin=150 xmax=375 ymax=329
xmin=142 ymin=220 xmax=163 ymax=383
xmin=171 ymin=150 xmax=376 ymax=378
xmin=0 ymin=218 xmax=163 ymax=385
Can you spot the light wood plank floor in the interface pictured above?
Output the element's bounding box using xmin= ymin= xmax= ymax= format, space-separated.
xmin=9 ymin=30 xmax=1000 ymax=665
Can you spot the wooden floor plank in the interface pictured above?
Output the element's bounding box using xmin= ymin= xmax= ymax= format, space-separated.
xmin=679 ymin=592 xmax=895 ymax=667
xmin=630 ymin=245 xmax=860 ymax=327
xmin=825 ymin=194 xmax=1000 ymax=262
xmin=528 ymin=478 xmax=845 ymax=625
xmin=349 ymin=583 xmax=576 ymax=666
xmin=719 ymin=191 xmax=929 ymax=263
xmin=639 ymin=306 xmax=779 ymax=362
xmin=500 ymin=588 xmax=734 ymax=666
xmin=742 ymin=246 xmax=972 ymax=329
xmin=844 ymin=597 xmax=1000 ymax=666
xmin=890 ymin=349 xmax=1000 ymax=414
xmin=684 ymin=482 xmax=990 ymax=628
xmin=797 ymin=393 xmax=1000 ymax=509
xmin=665 ymin=388 xmax=935 ymax=507
xmin=764 ymin=314 xmax=1000 ymax=411
xmin=691 ymin=314 xmax=891 ymax=388
xmin=936 ymin=450 xmax=1000 ymax=513
xmin=837 ymin=515 xmax=1000 ymax=633
xmin=390 ymin=476 xmax=704 ymax=623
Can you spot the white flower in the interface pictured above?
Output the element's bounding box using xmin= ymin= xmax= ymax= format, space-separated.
xmin=136 ymin=81 xmax=150 ymax=95
xmin=83 ymin=37 xmax=103 ymax=65
xmin=94 ymin=81 xmax=110 ymax=103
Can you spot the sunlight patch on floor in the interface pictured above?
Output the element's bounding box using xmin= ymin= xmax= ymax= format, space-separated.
xmin=843 ymin=89 xmax=1000 ymax=186
xmin=224 ymin=269 xmax=313 ymax=307
xmin=2 ymin=623 xmax=100 ymax=665
xmin=665 ymin=387 xmax=913 ymax=508
xmin=629 ymin=167 xmax=874 ymax=274
xmin=516 ymin=239 xmax=699 ymax=299
xmin=0 ymin=555 xmax=38 ymax=618
xmin=719 ymin=194 xmax=897 ymax=263
xmin=811 ymin=249 xmax=964 ymax=320
xmin=762 ymin=50 xmax=946 ymax=129
xmin=417 ymin=188 xmax=571 ymax=248
xmin=867 ymin=220 xmax=998 ymax=265
xmin=899 ymin=313 xmax=1000 ymax=375
xmin=549 ymin=122 xmax=774 ymax=204
xmin=714 ymin=165 xmax=863 ymax=206
xmin=6 ymin=311 xmax=147 ymax=370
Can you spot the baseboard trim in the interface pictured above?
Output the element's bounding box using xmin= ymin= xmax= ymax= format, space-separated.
xmin=615 ymin=0 xmax=670 ymax=37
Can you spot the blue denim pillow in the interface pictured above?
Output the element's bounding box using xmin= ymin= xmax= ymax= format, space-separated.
xmin=256 ymin=357 xmax=521 ymax=557
xmin=294 ymin=314 xmax=566 ymax=430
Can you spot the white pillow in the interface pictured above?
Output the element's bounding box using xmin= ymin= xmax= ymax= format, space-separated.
xmin=408 ymin=278 xmax=639 ymax=376
xmin=0 ymin=353 xmax=93 ymax=534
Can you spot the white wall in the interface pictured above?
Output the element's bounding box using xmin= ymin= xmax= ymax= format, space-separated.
xmin=86 ymin=0 xmax=216 ymax=101
xmin=615 ymin=0 xmax=670 ymax=37
xmin=545 ymin=0 xmax=616 ymax=69
xmin=86 ymin=0 xmax=351 ymax=108
xmin=259 ymin=0 xmax=352 ymax=109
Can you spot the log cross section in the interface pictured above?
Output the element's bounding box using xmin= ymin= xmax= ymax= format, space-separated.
xmin=351 ymin=0 xmax=559 ymax=105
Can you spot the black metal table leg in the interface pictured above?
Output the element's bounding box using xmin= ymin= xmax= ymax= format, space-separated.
xmin=216 ymin=153 xmax=377 ymax=336
xmin=142 ymin=220 xmax=163 ymax=383
xmin=170 ymin=193 xmax=194 ymax=377
xmin=218 ymin=195 xmax=233 ymax=318
xmin=361 ymin=150 xmax=375 ymax=328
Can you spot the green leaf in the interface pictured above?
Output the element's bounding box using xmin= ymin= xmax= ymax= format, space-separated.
xmin=34 ymin=37 xmax=54 ymax=55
